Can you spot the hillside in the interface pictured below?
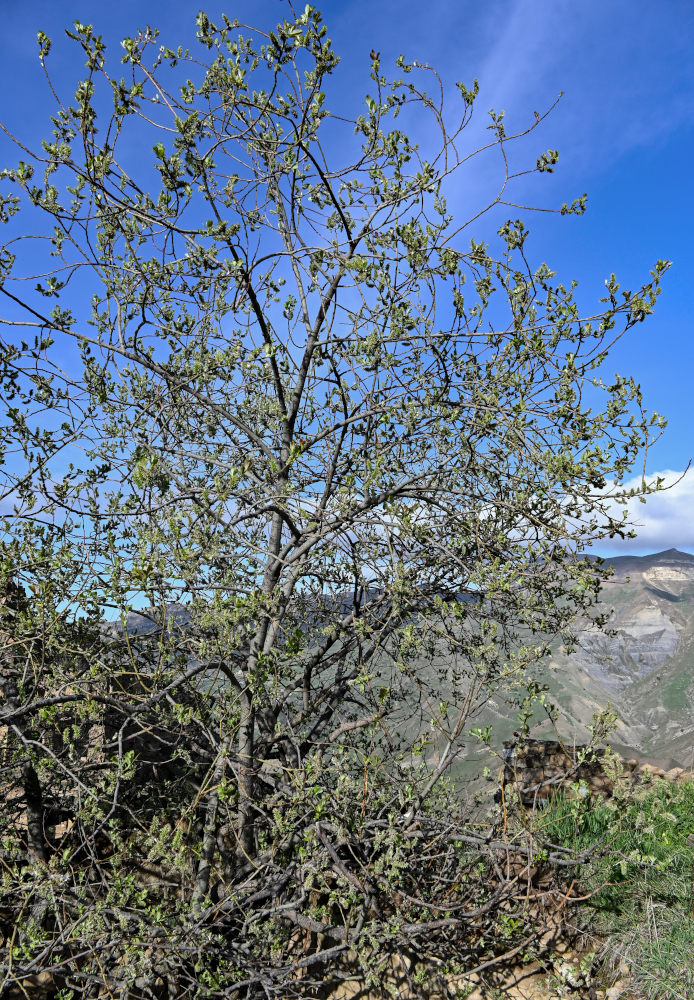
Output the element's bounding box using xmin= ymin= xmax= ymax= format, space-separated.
xmin=533 ymin=548 xmax=694 ymax=767
xmin=106 ymin=550 xmax=694 ymax=772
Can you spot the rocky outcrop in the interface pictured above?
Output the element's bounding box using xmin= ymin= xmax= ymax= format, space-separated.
xmin=502 ymin=737 xmax=694 ymax=805
xmin=572 ymin=605 xmax=680 ymax=685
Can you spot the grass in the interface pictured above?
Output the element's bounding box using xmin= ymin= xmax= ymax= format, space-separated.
xmin=536 ymin=776 xmax=694 ymax=999
xmin=661 ymin=666 xmax=693 ymax=714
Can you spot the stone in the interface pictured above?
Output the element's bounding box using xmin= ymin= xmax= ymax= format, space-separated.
xmin=501 ymin=737 xmax=694 ymax=808
xmin=555 ymin=959 xmax=590 ymax=988
xmin=639 ymin=762 xmax=665 ymax=778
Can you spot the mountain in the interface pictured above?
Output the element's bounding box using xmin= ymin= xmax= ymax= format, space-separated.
xmin=101 ymin=550 xmax=694 ymax=771
xmin=533 ymin=548 xmax=694 ymax=768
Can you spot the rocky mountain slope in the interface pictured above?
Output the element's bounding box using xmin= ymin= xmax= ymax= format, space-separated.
xmin=534 ymin=548 xmax=694 ymax=768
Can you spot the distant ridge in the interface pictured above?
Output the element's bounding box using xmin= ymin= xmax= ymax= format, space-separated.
xmin=584 ymin=548 xmax=694 ymax=577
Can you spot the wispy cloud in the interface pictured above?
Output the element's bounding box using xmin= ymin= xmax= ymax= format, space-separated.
xmin=469 ymin=0 xmax=694 ymax=181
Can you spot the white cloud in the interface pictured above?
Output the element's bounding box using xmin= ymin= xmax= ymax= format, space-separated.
xmin=595 ymin=468 xmax=694 ymax=554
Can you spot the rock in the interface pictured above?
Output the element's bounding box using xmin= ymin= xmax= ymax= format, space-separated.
xmin=555 ymin=959 xmax=590 ymax=988
xmin=502 ymin=738 xmax=693 ymax=808
xmin=591 ymin=775 xmax=614 ymax=793
xmin=639 ymin=762 xmax=665 ymax=778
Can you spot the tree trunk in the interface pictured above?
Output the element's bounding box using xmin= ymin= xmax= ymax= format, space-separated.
xmin=22 ymin=761 xmax=47 ymax=863
xmin=236 ymin=689 xmax=255 ymax=860
xmin=191 ymin=759 xmax=224 ymax=913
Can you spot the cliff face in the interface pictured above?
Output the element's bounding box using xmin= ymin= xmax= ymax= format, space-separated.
xmin=539 ymin=549 xmax=694 ymax=767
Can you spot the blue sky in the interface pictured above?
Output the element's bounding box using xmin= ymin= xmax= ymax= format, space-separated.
xmin=0 ymin=0 xmax=692 ymax=555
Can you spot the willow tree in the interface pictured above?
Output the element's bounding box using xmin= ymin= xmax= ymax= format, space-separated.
xmin=0 ymin=7 xmax=667 ymax=998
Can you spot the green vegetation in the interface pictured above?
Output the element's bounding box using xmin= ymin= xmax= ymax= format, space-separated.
xmin=539 ymin=778 xmax=694 ymax=999
xmin=661 ymin=666 xmax=693 ymax=714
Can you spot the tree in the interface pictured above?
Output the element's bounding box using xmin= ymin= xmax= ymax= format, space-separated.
xmin=0 ymin=8 xmax=668 ymax=998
